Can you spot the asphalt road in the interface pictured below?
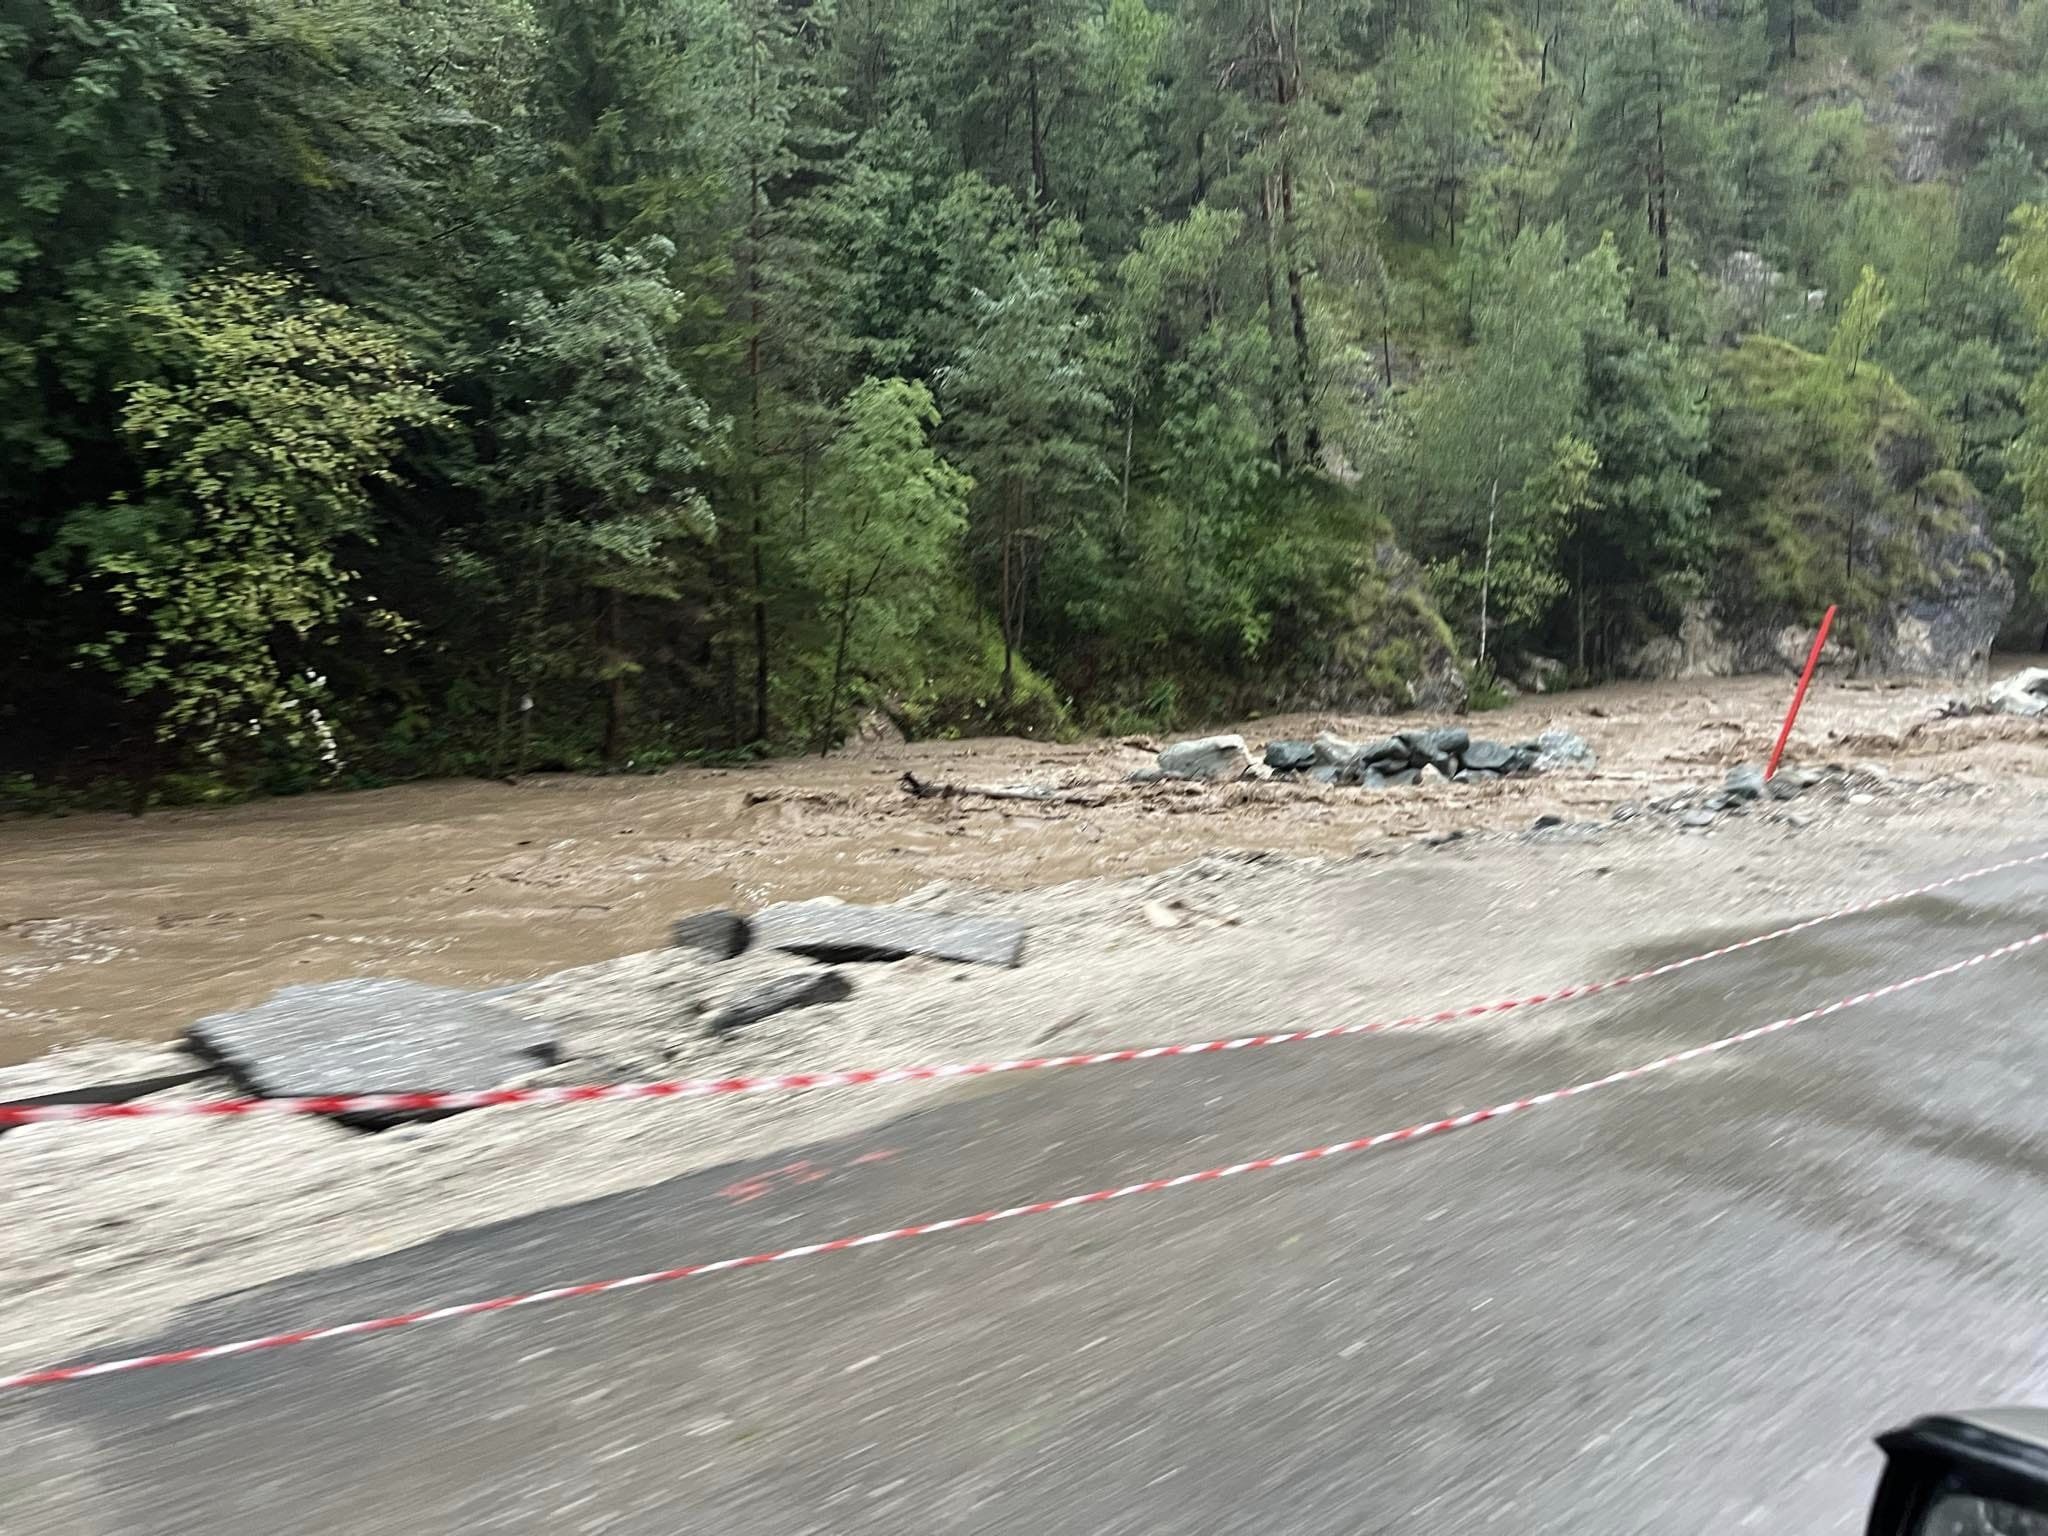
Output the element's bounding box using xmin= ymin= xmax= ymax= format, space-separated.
xmin=9 ymin=863 xmax=2048 ymax=1534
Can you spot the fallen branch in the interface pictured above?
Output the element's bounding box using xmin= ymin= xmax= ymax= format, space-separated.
xmin=898 ymin=772 xmax=1111 ymax=807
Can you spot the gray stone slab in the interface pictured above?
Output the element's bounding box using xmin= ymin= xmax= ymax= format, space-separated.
xmin=185 ymin=979 xmax=558 ymax=1123
xmin=752 ymin=902 xmax=1027 ymax=968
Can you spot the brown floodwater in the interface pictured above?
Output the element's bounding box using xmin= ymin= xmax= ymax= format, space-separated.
xmin=0 ymin=739 xmax=1178 ymax=1064
xmin=4 ymin=667 xmax=2028 ymax=1065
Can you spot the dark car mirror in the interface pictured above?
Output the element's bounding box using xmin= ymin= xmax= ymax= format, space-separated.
xmin=1869 ymin=1413 xmax=2048 ymax=1535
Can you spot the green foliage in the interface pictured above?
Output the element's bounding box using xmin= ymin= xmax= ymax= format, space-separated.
xmin=14 ymin=0 xmax=2048 ymax=799
xmin=799 ymin=377 xmax=972 ymax=747
xmin=60 ymin=272 xmax=446 ymax=760
xmin=1704 ymin=334 xmax=1963 ymax=625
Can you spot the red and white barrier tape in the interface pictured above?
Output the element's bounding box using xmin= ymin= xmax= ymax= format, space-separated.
xmin=8 ymin=926 xmax=2040 ymax=1391
xmin=7 ymin=850 xmax=2043 ymax=1129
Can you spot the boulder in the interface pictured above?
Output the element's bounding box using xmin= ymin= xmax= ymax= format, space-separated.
xmin=1418 ymin=762 xmax=1450 ymax=785
xmin=1523 ymin=728 xmax=1597 ymax=772
xmin=185 ymin=979 xmax=560 ymax=1127
xmin=669 ymin=909 xmax=752 ymax=960
xmin=1158 ymin=735 xmax=1251 ymax=781
xmin=1308 ymin=765 xmax=1342 ymax=785
xmin=1989 ymin=667 xmax=2048 ymax=717
xmin=702 ymin=970 xmax=853 ymax=1036
xmin=1264 ymin=740 xmax=1316 ymax=772
xmin=1377 ymin=766 xmax=1422 ymax=788
xmin=1462 ymin=739 xmax=1514 ymax=772
xmin=1519 ymin=655 xmax=1568 ymax=694
xmin=752 ymin=901 xmax=1027 ymax=968
xmin=1312 ymin=731 xmax=1360 ymax=766
xmin=1723 ymin=764 xmax=1766 ymax=803
xmin=1401 ymin=726 xmax=1469 ymax=764
xmin=1358 ymin=736 xmax=1409 ymax=764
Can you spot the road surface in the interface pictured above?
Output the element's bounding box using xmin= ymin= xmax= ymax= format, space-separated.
xmin=7 ymin=860 xmax=2048 ymax=1533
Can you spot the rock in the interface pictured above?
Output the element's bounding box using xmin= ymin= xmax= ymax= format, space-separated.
xmin=1312 ymin=731 xmax=1361 ymax=766
xmin=1767 ymin=775 xmax=1803 ymax=801
xmin=1679 ymin=809 xmax=1718 ymax=829
xmin=1849 ymin=791 xmax=1876 ymax=806
xmin=832 ymin=708 xmax=907 ymax=757
xmin=1989 ymin=667 xmax=2048 ymax=717
xmin=752 ymin=901 xmax=1027 ymax=968
xmin=1244 ymin=760 xmax=1275 ymax=782
xmin=1158 ymin=735 xmax=1251 ymax=781
xmin=1519 ymin=655 xmax=1568 ymax=694
xmin=185 ymin=979 xmax=559 ymax=1128
xmin=1792 ymin=765 xmax=1827 ymax=788
xmin=1723 ymin=764 xmax=1766 ymax=803
xmin=1142 ymin=900 xmax=1184 ymax=930
xmin=1703 ymin=792 xmax=1734 ymax=812
xmin=669 ymin=909 xmax=752 ymax=960
xmin=1264 ymin=740 xmax=1317 ymax=772
xmin=1524 ymin=728 xmax=1597 ymax=772
xmin=1777 ymin=811 xmax=1812 ymax=829
xmin=1377 ymin=766 xmax=1422 ymax=788
xmin=1418 ymin=762 xmax=1450 ymax=785
xmin=702 ymin=970 xmax=853 ymax=1036
xmin=1462 ymin=739 xmax=1514 ymax=772
xmin=1532 ymin=813 xmax=1565 ymax=830
xmin=1422 ymin=829 xmax=1464 ymax=847
xmin=1308 ymin=765 xmax=1341 ymax=785
xmin=1401 ymin=726 xmax=1469 ymax=763
xmin=1456 ymin=768 xmax=1500 ymax=784
xmin=1358 ymin=736 xmax=1410 ymax=764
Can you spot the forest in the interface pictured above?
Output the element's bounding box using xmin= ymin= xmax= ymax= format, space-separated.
xmin=12 ymin=0 xmax=2048 ymax=802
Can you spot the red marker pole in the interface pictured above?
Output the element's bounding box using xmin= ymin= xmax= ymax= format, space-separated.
xmin=1765 ymin=604 xmax=1836 ymax=780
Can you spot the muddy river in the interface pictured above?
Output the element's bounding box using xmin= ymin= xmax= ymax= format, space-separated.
xmin=2 ymin=671 xmax=2023 ymax=1064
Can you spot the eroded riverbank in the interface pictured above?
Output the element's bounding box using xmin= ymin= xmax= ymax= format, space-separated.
xmin=4 ymin=668 xmax=2043 ymax=1064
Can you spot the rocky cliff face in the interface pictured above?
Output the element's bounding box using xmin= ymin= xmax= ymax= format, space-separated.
xmin=1629 ymin=337 xmax=2010 ymax=681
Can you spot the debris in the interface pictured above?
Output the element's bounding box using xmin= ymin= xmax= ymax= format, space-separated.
xmin=752 ymin=901 xmax=1027 ymax=968
xmin=1532 ymin=814 xmax=1565 ymax=830
xmin=1988 ymin=667 xmax=2048 ymax=717
xmin=899 ymin=772 xmax=1110 ymax=807
xmin=0 ymin=1045 xmax=210 ymax=1138
xmin=185 ymin=979 xmax=560 ymax=1128
xmin=1142 ymin=899 xmax=1184 ymax=930
xmin=702 ymin=970 xmax=853 ymax=1036
xmin=669 ymin=910 xmax=752 ymax=961
xmin=1157 ymin=735 xmax=1252 ymax=781
xmin=1263 ymin=741 xmax=1316 ymax=772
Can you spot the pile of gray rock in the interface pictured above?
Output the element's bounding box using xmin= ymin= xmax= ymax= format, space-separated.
xmin=1153 ymin=726 xmax=1596 ymax=788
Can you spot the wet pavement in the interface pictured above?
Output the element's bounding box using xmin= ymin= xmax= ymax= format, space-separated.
xmin=7 ymin=864 xmax=2048 ymax=1533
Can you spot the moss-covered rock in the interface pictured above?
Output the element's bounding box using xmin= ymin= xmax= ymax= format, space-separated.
xmin=1637 ymin=336 xmax=2010 ymax=678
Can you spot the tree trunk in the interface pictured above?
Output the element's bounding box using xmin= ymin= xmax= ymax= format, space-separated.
xmin=602 ymin=588 xmax=626 ymax=764
xmin=1479 ymin=439 xmax=1505 ymax=669
xmin=1026 ymin=4 xmax=1048 ymax=213
xmin=816 ymin=575 xmax=855 ymax=754
xmin=1120 ymin=406 xmax=1135 ymax=528
xmin=998 ymin=512 xmax=1017 ymax=704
